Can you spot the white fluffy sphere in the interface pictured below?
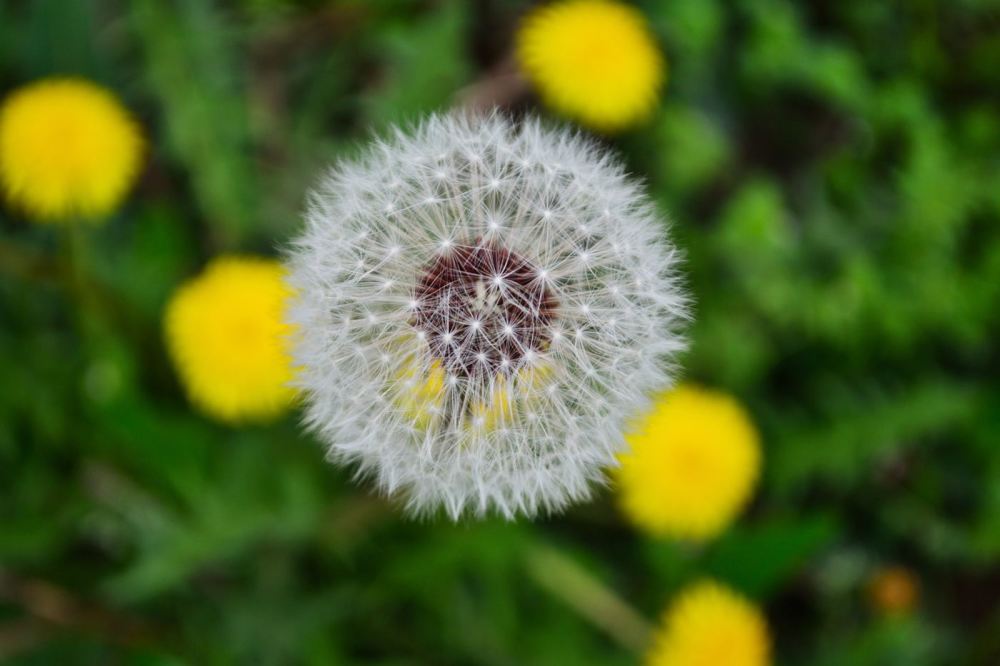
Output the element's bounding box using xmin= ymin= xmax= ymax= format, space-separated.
xmin=287 ymin=114 xmax=686 ymax=519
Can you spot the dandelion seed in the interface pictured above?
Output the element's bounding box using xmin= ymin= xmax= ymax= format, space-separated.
xmin=0 ymin=78 xmax=143 ymax=221
xmin=287 ymin=114 xmax=686 ymax=519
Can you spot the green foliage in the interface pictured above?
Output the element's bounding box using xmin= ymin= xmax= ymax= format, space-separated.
xmin=360 ymin=2 xmax=471 ymax=127
xmin=1 ymin=0 xmax=997 ymax=664
xmin=705 ymin=515 xmax=840 ymax=600
xmin=131 ymin=0 xmax=261 ymax=245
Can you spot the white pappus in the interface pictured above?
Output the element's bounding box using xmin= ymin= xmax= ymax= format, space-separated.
xmin=287 ymin=113 xmax=687 ymax=520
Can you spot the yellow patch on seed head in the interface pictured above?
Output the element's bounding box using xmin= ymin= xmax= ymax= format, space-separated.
xmin=471 ymin=375 xmax=516 ymax=431
xmin=397 ymin=357 xmax=447 ymax=429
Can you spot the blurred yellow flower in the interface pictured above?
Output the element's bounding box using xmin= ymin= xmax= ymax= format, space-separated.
xmin=165 ymin=256 xmax=296 ymax=424
xmin=616 ymin=385 xmax=761 ymax=541
xmin=867 ymin=565 xmax=919 ymax=615
xmin=0 ymin=78 xmax=143 ymax=221
xmin=648 ymin=580 xmax=770 ymax=666
xmin=516 ymin=0 xmax=665 ymax=132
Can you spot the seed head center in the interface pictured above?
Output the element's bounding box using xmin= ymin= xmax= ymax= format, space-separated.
xmin=413 ymin=241 xmax=557 ymax=378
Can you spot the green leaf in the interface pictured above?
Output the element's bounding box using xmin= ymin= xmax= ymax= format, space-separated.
xmin=705 ymin=514 xmax=840 ymax=598
xmin=130 ymin=0 xmax=259 ymax=246
xmin=360 ymin=1 xmax=471 ymax=128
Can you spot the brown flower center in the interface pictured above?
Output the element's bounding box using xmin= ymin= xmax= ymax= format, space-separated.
xmin=413 ymin=241 xmax=557 ymax=378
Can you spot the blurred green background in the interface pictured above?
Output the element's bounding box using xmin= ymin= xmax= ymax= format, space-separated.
xmin=1 ymin=0 xmax=999 ymax=663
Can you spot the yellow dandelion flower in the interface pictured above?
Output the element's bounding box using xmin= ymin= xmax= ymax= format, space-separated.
xmin=616 ymin=385 xmax=761 ymax=541
xmin=0 ymin=78 xmax=143 ymax=221
xmin=165 ymin=256 xmax=296 ymax=424
xmin=516 ymin=0 xmax=665 ymax=132
xmin=648 ymin=580 xmax=771 ymax=666
xmin=867 ymin=566 xmax=919 ymax=616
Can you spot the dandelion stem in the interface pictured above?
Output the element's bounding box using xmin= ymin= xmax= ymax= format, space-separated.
xmin=61 ymin=221 xmax=106 ymax=342
xmin=523 ymin=543 xmax=653 ymax=654
xmin=454 ymin=52 xmax=528 ymax=112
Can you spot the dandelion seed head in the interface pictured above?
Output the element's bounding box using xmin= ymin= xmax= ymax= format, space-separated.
xmin=287 ymin=114 xmax=686 ymax=519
